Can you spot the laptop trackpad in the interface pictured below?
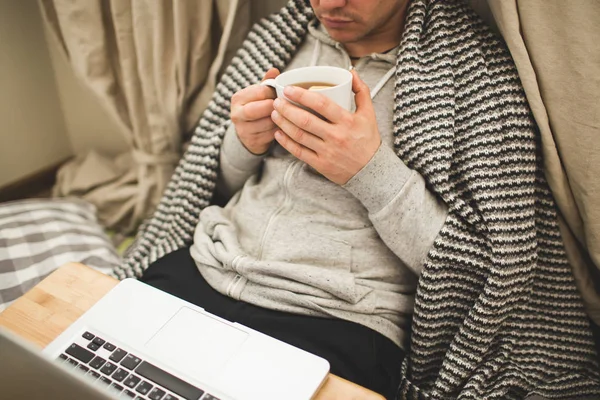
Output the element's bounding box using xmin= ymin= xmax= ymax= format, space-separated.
xmin=145 ymin=307 xmax=248 ymax=379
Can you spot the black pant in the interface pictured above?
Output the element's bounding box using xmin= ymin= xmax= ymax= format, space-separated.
xmin=140 ymin=246 xmax=404 ymax=399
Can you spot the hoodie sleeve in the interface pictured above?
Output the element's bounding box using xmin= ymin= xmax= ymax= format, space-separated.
xmin=343 ymin=144 xmax=448 ymax=275
xmin=215 ymin=122 xmax=267 ymax=198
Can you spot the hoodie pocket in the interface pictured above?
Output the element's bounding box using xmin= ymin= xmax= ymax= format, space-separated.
xmin=304 ymin=232 xmax=352 ymax=271
xmin=245 ymin=230 xmax=367 ymax=303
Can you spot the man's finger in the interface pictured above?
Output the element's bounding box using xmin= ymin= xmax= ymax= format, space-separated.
xmin=232 ymin=84 xmax=277 ymax=106
xmin=272 ymin=98 xmax=330 ymax=139
xmin=282 ymin=86 xmax=345 ymax=123
xmin=274 ymin=130 xmax=319 ymax=166
xmin=242 ymin=99 xmax=275 ymax=121
xmin=262 ymin=67 xmax=280 ymax=82
xmin=253 ymin=127 xmax=278 ymax=145
xmin=271 ymin=109 xmax=324 ymax=153
xmin=242 ymin=117 xmax=277 ymax=133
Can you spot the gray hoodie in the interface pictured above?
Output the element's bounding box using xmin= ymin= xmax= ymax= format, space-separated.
xmin=190 ymin=20 xmax=448 ymax=349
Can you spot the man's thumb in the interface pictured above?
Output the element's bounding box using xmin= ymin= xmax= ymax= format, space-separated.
xmin=351 ymin=69 xmax=372 ymax=113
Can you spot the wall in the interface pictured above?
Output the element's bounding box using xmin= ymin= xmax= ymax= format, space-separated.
xmin=0 ymin=0 xmax=73 ymax=188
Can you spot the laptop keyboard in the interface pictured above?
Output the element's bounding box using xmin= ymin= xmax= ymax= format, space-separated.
xmin=56 ymin=331 xmax=221 ymax=400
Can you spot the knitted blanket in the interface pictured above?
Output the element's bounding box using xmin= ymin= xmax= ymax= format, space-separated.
xmin=116 ymin=0 xmax=600 ymax=398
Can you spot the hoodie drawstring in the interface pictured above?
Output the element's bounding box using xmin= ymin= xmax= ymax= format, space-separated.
xmin=310 ymin=39 xmax=395 ymax=101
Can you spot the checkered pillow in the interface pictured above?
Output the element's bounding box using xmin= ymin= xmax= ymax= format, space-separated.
xmin=0 ymin=198 xmax=121 ymax=311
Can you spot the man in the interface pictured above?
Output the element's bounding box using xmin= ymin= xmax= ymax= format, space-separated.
xmin=140 ymin=0 xmax=444 ymax=397
xmin=118 ymin=1 xmax=600 ymax=399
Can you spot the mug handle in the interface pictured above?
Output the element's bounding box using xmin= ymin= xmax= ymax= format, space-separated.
xmin=260 ymin=79 xmax=277 ymax=89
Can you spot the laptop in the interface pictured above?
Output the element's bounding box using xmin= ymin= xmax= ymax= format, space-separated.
xmin=4 ymin=278 xmax=330 ymax=400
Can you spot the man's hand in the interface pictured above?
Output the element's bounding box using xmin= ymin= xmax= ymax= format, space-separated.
xmin=271 ymin=70 xmax=381 ymax=185
xmin=230 ymin=68 xmax=280 ymax=155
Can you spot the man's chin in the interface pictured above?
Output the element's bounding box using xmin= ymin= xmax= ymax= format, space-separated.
xmin=324 ymin=30 xmax=363 ymax=46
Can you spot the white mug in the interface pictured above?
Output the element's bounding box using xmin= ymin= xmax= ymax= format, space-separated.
xmin=261 ymin=66 xmax=353 ymax=111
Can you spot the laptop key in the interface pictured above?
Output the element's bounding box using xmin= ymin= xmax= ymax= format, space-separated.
xmin=99 ymin=376 xmax=113 ymax=386
xmin=77 ymin=364 xmax=90 ymax=373
xmin=92 ymin=337 xmax=106 ymax=347
xmin=135 ymin=380 xmax=153 ymax=395
xmin=135 ymin=361 xmax=204 ymax=400
xmin=110 ymin=348 xmax=128 ymax=363
xmin=111 ymin=382 xmax=124 ymax=393
xmin=122 ymin=389 xmax=136 ymax=398
xmin=65 ymin=343 xmax=95 ymax=363
xmin=87 ymin=342 xmax=101 ymax=351
xmin=89 ymin=355 xmax=106 ymax=369
xmin=104 ymin=342 xmax=117 ymax=352
xmin=163 ymin=395 xmax=179 ymax=400
xmin=123 ymin=375 xmax=141 ymax=388
xmin=121 ymin=354 xmax=142 ymax=370
xmin=57 ymin=353 xmax=68 ymax=362
xmin=82 ymin=331 xmax=95 ymax=340
xmin=100 ymin=361 xmax=118 ymax=376
xmin=112 ymin=367 xmax=129 ymax=382
xmin=67 ymin=358 xmax=79 ymax=368
xmin=148 ymin=387 xmax=166 ymax=400
xmin=87 ymin=370 xmax=101 ymax=380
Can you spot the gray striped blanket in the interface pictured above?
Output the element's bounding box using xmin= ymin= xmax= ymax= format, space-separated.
xmin=117 ymin=0 xmax=600 ymax=398
xmin=0 ymin=199 xmax=120 ymax=312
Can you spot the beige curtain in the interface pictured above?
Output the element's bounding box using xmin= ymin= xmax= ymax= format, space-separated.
xmin=40 ymin=0 xmax=251 ymax=232
xmin=481 ymin=0 xmax=600 ymax=324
